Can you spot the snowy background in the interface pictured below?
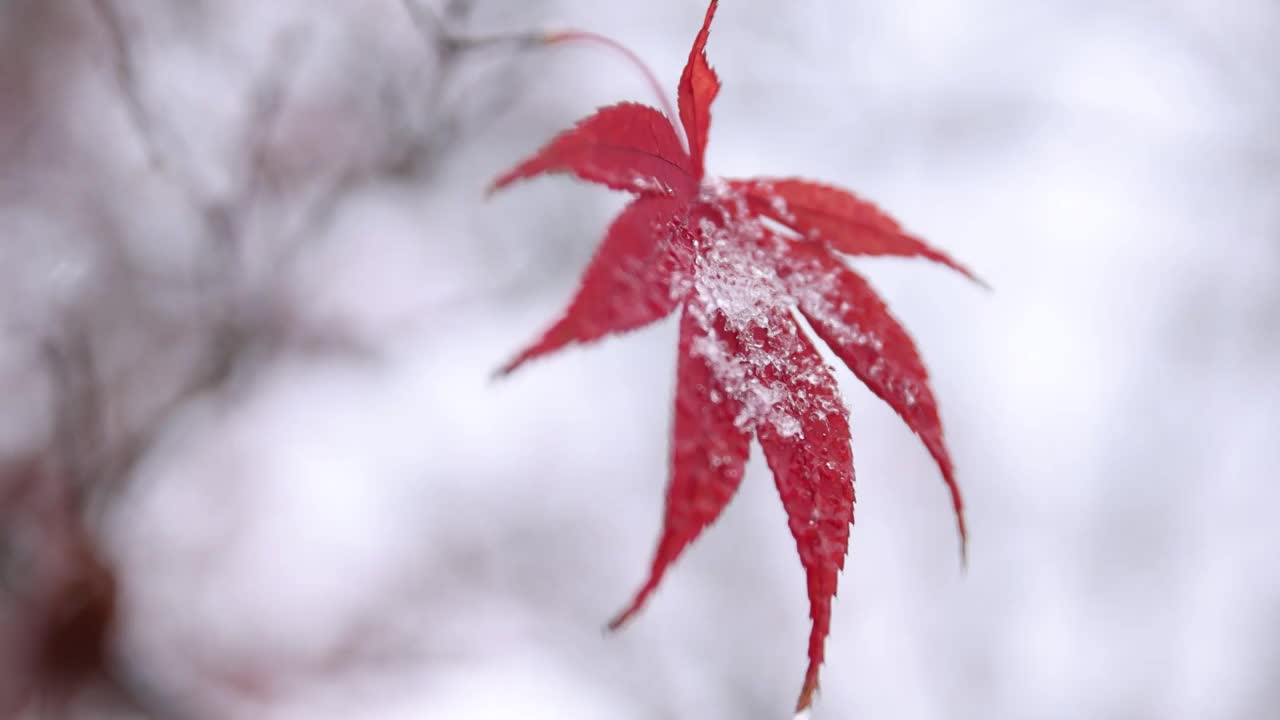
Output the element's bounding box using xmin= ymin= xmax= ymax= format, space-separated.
xmin=1 ymin=0 xmax=1277 ymax=718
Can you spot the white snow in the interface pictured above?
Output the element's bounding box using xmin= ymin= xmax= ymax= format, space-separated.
xmin=2 ymin=0 xmax=1276 ymax=718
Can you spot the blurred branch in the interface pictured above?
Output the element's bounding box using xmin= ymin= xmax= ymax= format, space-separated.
xmin=1 ymin=1 xmax=545 ymax=715
xmin=42 ymin=330 xmax=104 ymax=502
xmin=91 ymin=0 xmax=319 ymax=278
xmin=87 ymin=0 xmax=165 ymax=174
xmin=398 ymin=0 xmax=679 ymax=140
xmin=236 ymin=28 xmax=311 ymax=246
xmin=399 ymin=0 xmax=542 ymax=60
xmin=388 ymin=0 xmax=537 ymax=176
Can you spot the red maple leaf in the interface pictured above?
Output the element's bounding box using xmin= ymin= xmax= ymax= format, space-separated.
xmin=492 ymin=1 xmax=979 ymax=711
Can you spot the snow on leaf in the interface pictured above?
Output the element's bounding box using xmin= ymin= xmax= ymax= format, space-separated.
xmin=732 ymin=178 xmax=987 ymax=287
xmin=779 ymin=238 xmax=967 ymax=558
xmin=609 ymin=306 xmax=750 ymax=630
xmin=745 ymin=306 xmax=854 ymax=714
xmin=491 ymin=1 xmax=978 ymax=711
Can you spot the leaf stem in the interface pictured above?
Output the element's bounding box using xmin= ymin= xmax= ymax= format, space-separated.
xmin=541 ymin=29 xmax=682 ymax=148
xmin=397 ymin=3 xmax=682 ymax=149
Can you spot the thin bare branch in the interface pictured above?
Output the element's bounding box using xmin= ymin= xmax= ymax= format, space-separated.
xmin=276 ymin=162 xmax=366 ymax=272
xmin=398 ymin=0 xmax=543 ymax=60
xmin=41 ymin=331 xmax=104 ymax=503
xmin=239 ymin=28 xmax=313 ymax=227
xmin=87 ymin=0 xmax=164 ymax=173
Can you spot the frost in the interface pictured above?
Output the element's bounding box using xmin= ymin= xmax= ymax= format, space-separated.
xmin=772 ymin=413 xmax=802 ymax=438
xmin=690 ymin=211 xmax=781 ymax=334
xmin=629 ymin=171 xmax=674 ymax=196
xmin=680 ymin=205 xmax=859 ymax=441
xmin=901 ymin=384 xmax=918 ymax=406
xmin=699 ymin=175 xmax=732 ymax=200
xmin=700 ymin=175 xmax=750 ymax=217
xmin=754 ymin=180 xmax=798 ymax=225
xmin=768 ymin=192 xmax=794 ymax=222
xmin=784 ymin=254 xmax=886 ymax=353
xmin=685 ymin=218 xmax=812 ymax=439
xmin=867 ymin=358 xmax=886 ymax=378
xmin=476 ymin=0 xmax=971 ymax=709
xmin=733 ymin=378 xmax=783 ymax=431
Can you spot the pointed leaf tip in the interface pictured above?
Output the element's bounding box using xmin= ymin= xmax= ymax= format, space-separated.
xmin=610 ymin=305 xmax=750 ymax=634
xmin=491 ymin=103 xmax=695 ymax=197
xmin=796 ymin=681 xmax=818 ymax=714
xmin=606 ymin=597 xmax=643 ymax=632
xmin=495 ymin=196 xmax=691 ymax=374
xmin=486 ymin=4 xmax=978 ymax=711
xmin=737 ymin=308 xmax=852 ymax=720
xmin=493 ymin=354 xmax=527 ymax=378
xmin=775 ymin=237 xmax=968 ymax=565
xmin=678 ymin=0 xmax=720 ymax=176
xmin=951 ymin=475 xmax=969 ymax=566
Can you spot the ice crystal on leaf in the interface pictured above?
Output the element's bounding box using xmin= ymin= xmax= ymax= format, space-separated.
xmin=490 ymin=1 xmax=980 ymax=711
